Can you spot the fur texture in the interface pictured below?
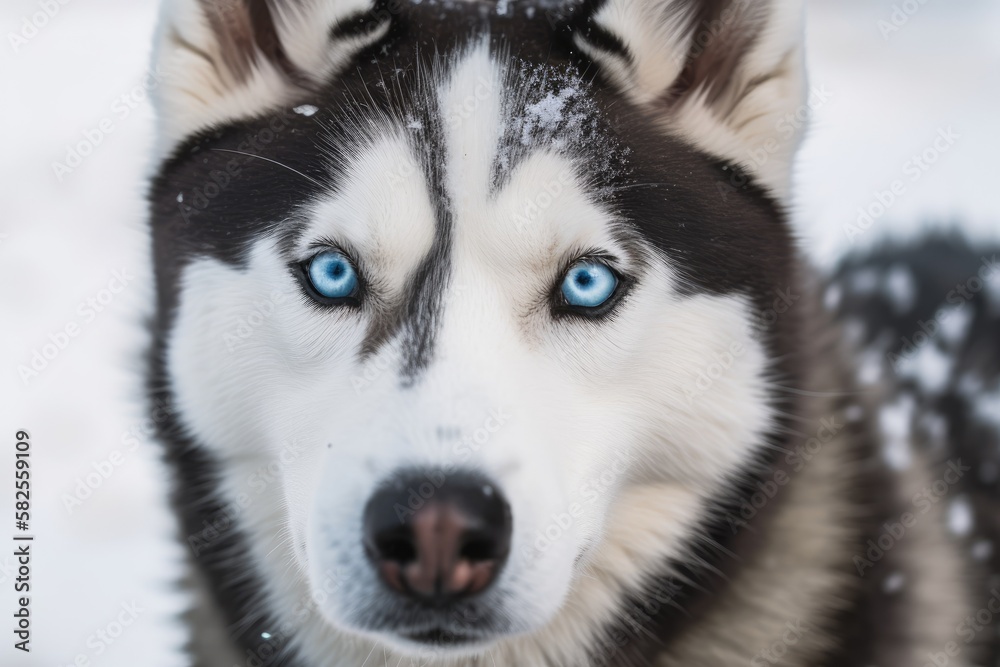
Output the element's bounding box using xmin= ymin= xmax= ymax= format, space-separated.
xmin=144 ymin=1 xmax=998 ymax=665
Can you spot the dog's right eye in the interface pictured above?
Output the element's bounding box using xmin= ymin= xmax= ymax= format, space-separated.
xmin=559 ymin=260 xmax=620 ymax=311
xmin=300 ymin=250 xmax=361 ymax=305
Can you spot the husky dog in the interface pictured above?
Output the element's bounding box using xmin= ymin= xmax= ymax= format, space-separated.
xmin=146 ymin=0 xmax=1000 ymax=664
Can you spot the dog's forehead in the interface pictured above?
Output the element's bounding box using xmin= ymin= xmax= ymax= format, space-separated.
xmin=299 ymin=40 xmax=628 ymax=266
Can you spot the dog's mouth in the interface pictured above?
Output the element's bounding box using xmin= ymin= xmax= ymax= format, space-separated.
xmin=401 ymin=626 xmax=489 ymax=647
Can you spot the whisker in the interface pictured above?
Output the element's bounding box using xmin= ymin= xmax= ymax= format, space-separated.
xmin=360 ymin=641 xmax=377 ymax=667
xmin=613 ymin=182 xmax=666 ymax=191
xmin=209 ymin=148 xmax=325 ymax=188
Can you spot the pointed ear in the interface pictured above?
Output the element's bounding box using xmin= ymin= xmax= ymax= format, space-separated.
xmin=570 ymin=0 xmax=807 ymax=199
xmin=151 ymin=0 xmax=388 ymax=150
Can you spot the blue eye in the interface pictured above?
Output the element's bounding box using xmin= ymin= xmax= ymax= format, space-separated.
xmin=305 ymin=251 xmax=359 ymax=301
xmin=561 ymin=260 xmax=619 ymax=309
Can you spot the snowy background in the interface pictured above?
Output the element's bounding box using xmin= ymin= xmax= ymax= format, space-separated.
xmin=1 ymin=0 xmax=998 ymax=664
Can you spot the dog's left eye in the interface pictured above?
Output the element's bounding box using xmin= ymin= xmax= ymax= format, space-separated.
xmin=303 ymin=250 xmax=360 ymax=302
xmin=560 ymin=260 xmax=619 ymax=309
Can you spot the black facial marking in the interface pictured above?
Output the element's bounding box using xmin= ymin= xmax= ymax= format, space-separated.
xmin=390 ymin=77 xmax=455 ymax=383
xmin=329 ymin=0 xmax=393 ymax=41
xmin=560 ymin=0 xmax=634 ymax=64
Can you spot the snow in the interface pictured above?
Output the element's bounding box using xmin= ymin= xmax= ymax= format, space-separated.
xmin=844 ymin=404 xmax=864 ymax=423
xmin=947 ymin=495 xmax=974 ymax=537
xmin=971 ymin=539 xmax=993 ymax=562
xmin=2 ymin=0 xmax=999 ymax=664
xmin=938 ymin=304 xmax=974 ymax=346
xmin=293 ymin=104 xmax=319 ymax=117
xmin=857 ymin=349 xmax=884 ymax=386
xmin=882 ymin=571 xmax=905 ymax=594
xmin=822 ymin=283 xmax=842 ymax=311
xmin=883 ymin=264 xmax=917 ymax=314
xmin=918 ymin=411 xmax=948 ymax=445
xmin=986 ymin=261 xmax=1000 ymax=312
xmin=895 ymin=342 xmax=953 ymax=394
xmin=517 ymin=85 xmax=584 ymax=147
xmin=879 ymin=395 xmax=915 ymax=470
xmin=957 ymin=372 xmax=983 ymax=396
xmin=974 ymin=387 xmax=1000 ymax=431
xmin=849 ymin=267 xmax=880 ymax=295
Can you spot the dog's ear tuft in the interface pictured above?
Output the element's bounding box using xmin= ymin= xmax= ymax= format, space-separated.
xmin=570 ymin=0 xmax=807 ymax=199
xmin=152 ymin=0 xmax=386 ymax=150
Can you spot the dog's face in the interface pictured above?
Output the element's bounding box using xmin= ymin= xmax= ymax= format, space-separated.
xmin=149 ymin=0 xmax=806 ymax=662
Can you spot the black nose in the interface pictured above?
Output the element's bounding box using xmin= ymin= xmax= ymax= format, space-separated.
xmin=363 ymin=470 xmax=512 ymax=604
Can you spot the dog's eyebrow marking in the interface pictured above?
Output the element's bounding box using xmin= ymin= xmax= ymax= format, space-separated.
xmin=574 ymin=18 xmax=634 ymax=64
xmin=355 ymin=75 xmax=454 ymax=383
xmin=394 ymin=108 xmax=454 ymax=384
xmin=329 ymin=6 xmax=392 ymax=41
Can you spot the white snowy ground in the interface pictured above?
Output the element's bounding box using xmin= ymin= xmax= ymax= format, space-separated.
xmin=0 ymin=0 xmax=998 ymax=665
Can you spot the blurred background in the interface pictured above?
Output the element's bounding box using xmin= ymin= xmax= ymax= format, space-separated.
xmin=1 ymin=0 xmax=998 ymax=664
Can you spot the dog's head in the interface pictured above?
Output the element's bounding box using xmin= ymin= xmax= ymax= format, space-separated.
xmin=149 ymin=0 xmax=806 ymax=661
